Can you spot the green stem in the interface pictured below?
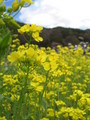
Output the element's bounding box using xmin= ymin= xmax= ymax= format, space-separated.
xmin=24 ymin=63 xmax=29 ymax=89
xmin=42 ymin=72 xmax=48 ymax=97
xmin=23 ymin=4 xmax=31 ymax=8
xmin=38 ymin=92 xmax=42 ymax=119
xmin=22 ymin=34 xmax=28 ymax=43
xmin=12 ymin=7 xmax=22 ymax=18
xmin=53 ymin=81 xmax=55 ymax=120
xmin=14 ymin=63 xmax=29 ymax=120
xmin=34 ymin=93 xmax=37 ymax=120
xmin=0 ymin=56 xmax=2 ymax=73
xmin=28 ymin=32 xmax=32 ymax=46
xmin=41 ymin=72 xmax=48 ymax=116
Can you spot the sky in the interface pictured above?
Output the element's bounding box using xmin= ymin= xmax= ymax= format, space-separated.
xmin=4 ymin=0 xmax=90 ymax=29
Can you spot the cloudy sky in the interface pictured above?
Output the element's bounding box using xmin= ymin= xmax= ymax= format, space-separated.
xmin=5 ymin=0 xmax=90 ymax=29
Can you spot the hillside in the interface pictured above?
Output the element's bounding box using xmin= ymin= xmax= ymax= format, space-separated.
xmin=11 ymin=22 xmax=90 ymax=48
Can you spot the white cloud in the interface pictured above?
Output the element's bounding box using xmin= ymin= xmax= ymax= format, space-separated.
xmin=19 ymin=0 xmax=90 ymax=29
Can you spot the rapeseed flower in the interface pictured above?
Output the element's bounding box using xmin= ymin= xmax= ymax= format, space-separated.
xmin=18 ymin=24 xmax=43 ymax=42
xmin=43 ymin=62 xmax=50 ymax=71
xmin=0 ymin=116 xmax=7 ymax=120
xmin=40 ymin=118 xmax=49 ymax=120
xmin=0 ymin=0 xmax=3 ymax=4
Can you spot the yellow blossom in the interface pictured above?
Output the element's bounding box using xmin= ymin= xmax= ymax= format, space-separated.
xmin=12 ymin=0 xmax=19 ymax=12
xmin=40 ymin=118 xmax=49 ymax=120
xmin=43 ymin=62 xmax=50 ymax=71
xmin=0 ymin=0 xmax=3 ymax=4
xmin=36 ymin=85 xmax=43 ymax=92
xmin=0 ymin=116 xmax=7 ymax=120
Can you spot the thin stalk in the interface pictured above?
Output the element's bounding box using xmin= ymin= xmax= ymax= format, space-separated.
xmin=23 ymin=4 xmax=31 ymax=8
xmin=12 ymin=7 xmax=22 ymax=18
xmin=29 ymin=32 xmax=32 ymax=46
xmin=0 ymin=57 xmax=1 ymax=73
xmin=14 ymin=63 xmax=29 ymax=120
xmin=53 ymin=80 xmax=55 ymax=120
xmin=34 ymin=93 xmax=37 ymax=120
xmin=22 ymin=34 xmax=28 ymax=43
xmin=42 ymin=72 xmax=48 ymax=116
xmin=38 ymin=92 xmax=42 ymax=119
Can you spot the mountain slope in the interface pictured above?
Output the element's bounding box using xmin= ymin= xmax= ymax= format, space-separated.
xmin=11 ymin=22 xmax=90 ymax=48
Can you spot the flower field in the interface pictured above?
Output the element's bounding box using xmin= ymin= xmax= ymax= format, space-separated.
xmin=0 ymin=0 xmax=90 ymax=119
xmin=0 ymin=39 xmax=90 ymax=120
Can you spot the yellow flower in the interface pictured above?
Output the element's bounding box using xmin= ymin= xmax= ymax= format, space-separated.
xmin=43 ymin=62 xmax=50 ymax=71
xmin=32 ymin=32 xmax=39 ymax=38
xmin=18 ymin=24 xmax=30 ymax=34
xmin=47 ymin=108 xmax=54 ymax=117
xmin=55 ymin=100 xmax=66 ymax=106
xmin=0 ymin=116 xmax=7 ymax=120
xmin=3 ymin=75 xmax=17 ymax=86
xmin=8 ymin=103 xmax=11 ymax=110
xmin=30 ymin=24 xmax=41 ymax=32
xmin=50 ymin=61 xmax=58 ymax=71
xmin=87 ymin=116 xmax=90 ymax=120
xmin=25 ymin=0 xmax=34 ymax=4
xmin=40 ymin=118 xmax=49 ymax=120
xmin=26 ymin=47 xmax=35 ymax=57
xmin=63 ymin=113 xmax=68 ymax=118
xmin=32 ymin=32 xmax=43 ymax=42
xmin=11 ymin=94 xmax=15 ymax=101
xmin=31 ymin=82 xmax=39 ymax=88
xmin=0 ymin=73 xmax=3 ymax=76
xmin=13 ymin=38 xmax=20 ymax=43
xmin=7 ymin=51 xmax=24 ymax=63
xmin=20 ymin=0 xmax=34 ymax=6
xmin=74 ymin=90 xmax=83 ymax=97
xmin=86 ymin=98 xmax=90 ymax=106
xmin=18 ymin=24 xmax=43 ymax=42
xmin=37 ymin=52 xmax=47 ymax=63
xmin=36 ymin=85 xmax=43 ymax=92
xmin=0 ymin=61 xmax=4 ymax=65
xmin=18 ymin=28 xmax=24 ymax=34
xmin=0 ymin=0 xmax=3 ymax=4
xmin=10 ymin=44 xmax=16 ymax=48
xmin=12 ymin=0 xmax=19 ymax=12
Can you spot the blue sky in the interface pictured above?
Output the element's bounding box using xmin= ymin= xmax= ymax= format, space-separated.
xmin=4 ymin=0 xmax=90 ymax=29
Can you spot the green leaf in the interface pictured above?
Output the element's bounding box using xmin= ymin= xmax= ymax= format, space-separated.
xmin=0 ymin=4 xmax=6 ymax=13
xmin=0 ymin=28 xmax=12 ymax=58
xmin=9 ymin=19 xmax=20 ymax=29
xmin=7 ymin=7 xmax=13 ymax=13
xmin=0 ymin=94 xmax=4 ymax=100
xmin=0 ymin=29 xmax=12 ymax=48
xmin=6 ymin=17 xmax=21 ymax=29
xmin=0 ymin=18 xmax=5 ymax=26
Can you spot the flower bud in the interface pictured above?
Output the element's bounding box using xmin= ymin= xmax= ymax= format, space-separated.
xmin=12 ymin=0 xmax=19 ymax=12
xmin=7 ymin=7 xmax=13 ymax=13
xmin=0 ymin=4 xmax=6 ymax=12
xmin=0 ymin=0 xmax=3 ymax=4
xmin=0 ymin=18 xmax=5 ymax=26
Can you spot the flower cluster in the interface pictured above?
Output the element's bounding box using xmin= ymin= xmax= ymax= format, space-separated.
xmin=18 ymin=24 xmax=43 ymax=42
xmin=0 ymin=43 xmax=90 ymax=120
